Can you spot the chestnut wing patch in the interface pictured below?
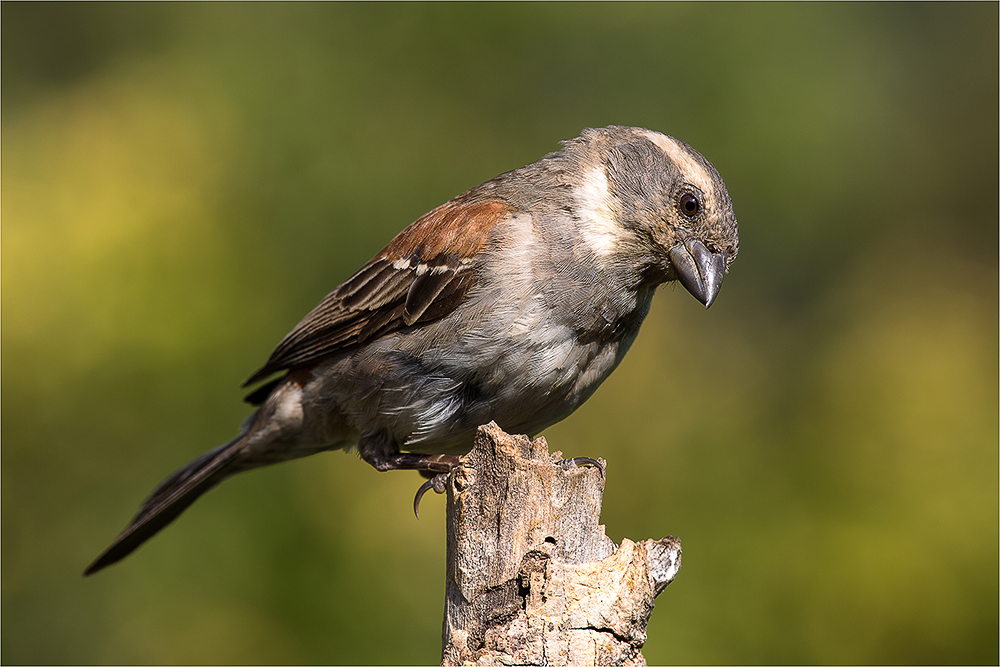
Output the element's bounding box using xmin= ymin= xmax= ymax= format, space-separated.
xmin=243 ymin=197 xmax=511 ymax=388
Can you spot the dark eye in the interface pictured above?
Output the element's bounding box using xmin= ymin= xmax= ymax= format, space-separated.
xmin=679 ymin=192 xmax=701 ymax=218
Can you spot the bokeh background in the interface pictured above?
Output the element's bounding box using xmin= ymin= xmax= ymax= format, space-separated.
xmin=3 ymin=3 xmax=997 ymax=664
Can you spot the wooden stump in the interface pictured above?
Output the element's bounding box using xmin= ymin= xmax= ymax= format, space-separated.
xmin=441 ymin=422 xmax=682 ymax=666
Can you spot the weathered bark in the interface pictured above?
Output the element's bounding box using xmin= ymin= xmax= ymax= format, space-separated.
xmin=441 ymin=422 xmax=682 ymax=666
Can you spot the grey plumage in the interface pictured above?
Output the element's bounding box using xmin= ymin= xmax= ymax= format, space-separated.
xmin=84 ymin=125 xmax=738 ymax=576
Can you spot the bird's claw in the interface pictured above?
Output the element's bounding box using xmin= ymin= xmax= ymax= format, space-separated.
xmin=566 ymin=456 xmax=605 ymax=478
xmin=413 ymin=473 xmax=449 ymax=519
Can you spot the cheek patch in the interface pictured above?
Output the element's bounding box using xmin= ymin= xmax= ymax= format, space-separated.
xmin=574 ymin=164 xmax=626 ymax=257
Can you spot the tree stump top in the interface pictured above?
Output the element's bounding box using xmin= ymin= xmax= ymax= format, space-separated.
xmin=441 ymin=423 xmax=681 ymax=666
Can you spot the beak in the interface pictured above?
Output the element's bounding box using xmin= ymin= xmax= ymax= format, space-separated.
xmin=668 ymin=239 xmax=727 ymax=308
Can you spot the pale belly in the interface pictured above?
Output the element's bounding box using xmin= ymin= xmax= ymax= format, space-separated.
xmin=302 ymin=302 xmax=644 ymax=456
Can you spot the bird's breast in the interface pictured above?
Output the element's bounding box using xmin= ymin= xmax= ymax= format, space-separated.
xmin=313 ymin=213 xmax=658 ymax=455
xmin=393 ymin=281 xmax=654 ymax=453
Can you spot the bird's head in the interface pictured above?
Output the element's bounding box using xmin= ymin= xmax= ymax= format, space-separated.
xmin=562 ymin=126 xmax=739 ymax=308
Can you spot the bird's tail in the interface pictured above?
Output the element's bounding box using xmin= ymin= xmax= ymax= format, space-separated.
xmin=83 ymin=434 xmax=247 ymax=576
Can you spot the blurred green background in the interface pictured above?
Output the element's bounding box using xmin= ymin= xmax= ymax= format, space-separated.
xmin=3 ymin=2 xmax=997 ymax=664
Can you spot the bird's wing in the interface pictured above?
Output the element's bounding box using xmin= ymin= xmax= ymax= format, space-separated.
xmin=243 ymin=195 xmax=513 ymax=387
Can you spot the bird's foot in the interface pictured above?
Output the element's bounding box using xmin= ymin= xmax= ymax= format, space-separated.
xmin=412 ymin=456 xmax=604 ymax=518
xmin=361 ymin=449 xmax=460 ymax=519
xmin=563 ymin=456 xmax=605 ymax=478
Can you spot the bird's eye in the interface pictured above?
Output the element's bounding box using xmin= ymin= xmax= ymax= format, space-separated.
xmin=679 ymin=192 xmax=701 ymax=218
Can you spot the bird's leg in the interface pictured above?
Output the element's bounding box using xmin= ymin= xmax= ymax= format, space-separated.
xmin=367 ymin=452 xmax=460 ymax=518
xmin=370 ymin=455 xmax=459 ymax=520
xmin=358 ymin=433 xmax=460 ymax=518
xmin=359 ymin=433 xmax=603 ymax=518
xmin=377 ymin=452 xmax=460 ymax=473
xmin=377 ymin=452 xmax=458 ymax=518
xmin=409 ymin=457 xmax=604 ymax=519
xmin=359 ymin=430 xmax=460 ymax=473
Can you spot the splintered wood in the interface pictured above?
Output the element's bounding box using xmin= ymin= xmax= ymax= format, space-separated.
xmin=441 ymin=422 xmax=681 ymax=666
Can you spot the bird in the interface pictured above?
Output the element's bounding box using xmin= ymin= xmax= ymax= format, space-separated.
xmin=84 ymin=125 xmax=738 ymax=576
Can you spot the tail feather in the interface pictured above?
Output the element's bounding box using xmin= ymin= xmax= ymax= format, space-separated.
xmin=83 ymin=435 xmax=247 ymax=576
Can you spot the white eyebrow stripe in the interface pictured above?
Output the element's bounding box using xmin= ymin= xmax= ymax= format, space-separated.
xmin=638 ymin=130 xmax=715 ymax=198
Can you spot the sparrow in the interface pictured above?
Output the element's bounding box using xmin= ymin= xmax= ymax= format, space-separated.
xmin=84 ymin=125 xmax=738 ymax=576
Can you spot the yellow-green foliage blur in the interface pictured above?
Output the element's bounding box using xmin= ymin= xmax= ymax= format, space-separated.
xmin=3 ymin=3 xmax=997 ymax=664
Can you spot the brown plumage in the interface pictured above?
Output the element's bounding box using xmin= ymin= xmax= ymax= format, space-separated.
xmin=85 ymin=126 xmax=738 ymax=576
xmin=244 ymin=196 xmax=513 ymax=386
